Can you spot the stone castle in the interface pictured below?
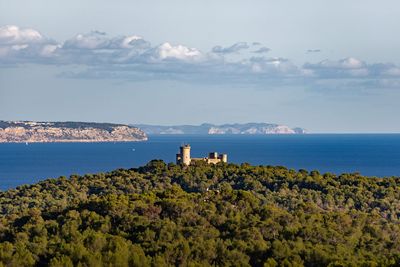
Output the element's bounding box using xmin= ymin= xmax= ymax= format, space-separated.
xmin=176 ymin=144 xmax=228 ymax=165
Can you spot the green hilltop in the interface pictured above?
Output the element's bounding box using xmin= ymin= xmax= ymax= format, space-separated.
xmin=0 ymin=161 xmax=399 ymax=266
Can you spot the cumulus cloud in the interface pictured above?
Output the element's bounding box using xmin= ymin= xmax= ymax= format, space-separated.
xmin=303 ymin=58 xmax=368 ymax=78
xmin=300 ymin=58 xmax=400 ymax=90
xmin=63 ymin=31 xmax=110 ymax=50
xmin=54 ymin=31 xmax=152 ymax=65
xmin=0 ymin=25 xmax=58 ymax=62
xmin=318 ymin=57 xmax=365 ymax=69
xmin=246 ymin=57 xmax=297 ymax=75
xmin=1 ymin=25 xmax=400 ymax=90
xmin=301 ymin=57 xmax=400 ymax=80
xmin=148 ymin=42 xmax=203 ymax=61
xmin=212 ymin=42 xmax=249 ymax=54
xmin=63 ymin=31 xmax=149 ymax=51
xmin=0 ymin=25 xmax=44 ymax=45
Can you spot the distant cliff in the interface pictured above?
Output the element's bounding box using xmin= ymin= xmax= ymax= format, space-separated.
xmin=135 ymin=123 xmax=307 ymax=135
xmin=0 ymin=121 xmax=147 ymax=143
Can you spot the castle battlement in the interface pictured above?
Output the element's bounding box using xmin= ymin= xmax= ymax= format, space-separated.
xmin=176 ymin=144 xmax=227 ymax=165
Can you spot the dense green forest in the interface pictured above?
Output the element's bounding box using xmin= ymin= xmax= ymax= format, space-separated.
xmin=1 ymin=161 xmax=400 ymax=266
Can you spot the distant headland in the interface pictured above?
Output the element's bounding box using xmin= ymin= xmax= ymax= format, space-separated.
xmin=0 ymin=120 xmax=307 ymax=143
xmin=0 ymin=121 xmax=147 ymax=143
xmin=135 ymin=123 xmax=307 ymax=135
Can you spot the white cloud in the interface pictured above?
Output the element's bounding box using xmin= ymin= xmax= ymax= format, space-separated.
xmin=40 ymin=44 xmax=60 ymax=57
xmin=303 ymin=57 xmax=400 ymax=81
xmin=150 ymin=42 xmax=203 ymax=61
xmin=247 ymin=57 xmax=299 ymax=76
xmin=1 ymin=25 xmax=400 ymax=90
xmin=119 ymin=35 xmax=143 ymax=49
xmin=339 ymin=57 xmax=365 ymax=69
xmin=63 ymin=31 xmax=109 ymax=50
xmin=306 ymin=57 xmax=365 ymax=70
xmin=0 ymin=25 xmax=44 ymax=45
xmin=0 ymin=25 xmax=57 ymax=61
xmin=303 ymin=58 xmax=374 ymax=78
xmin=62 ymin=31 xmax=150 ymax=51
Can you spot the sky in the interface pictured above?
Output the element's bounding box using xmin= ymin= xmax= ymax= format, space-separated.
xmin=1 ymin=0 xmax=400 ymax=133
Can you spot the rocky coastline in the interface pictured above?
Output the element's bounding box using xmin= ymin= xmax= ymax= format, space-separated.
xmin=0 ymin=121 xmax=147 ymax=143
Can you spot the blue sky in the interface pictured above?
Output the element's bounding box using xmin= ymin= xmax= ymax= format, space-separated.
xmin=1 ymin=0 xmax=400 ymax=132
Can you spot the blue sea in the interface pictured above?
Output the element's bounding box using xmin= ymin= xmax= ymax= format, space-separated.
xmin=1 ymin=134 xmax=400 ymax=191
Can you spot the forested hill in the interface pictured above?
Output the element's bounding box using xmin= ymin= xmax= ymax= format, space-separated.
xmin=0 ymin=162 xmax=400 ymax=266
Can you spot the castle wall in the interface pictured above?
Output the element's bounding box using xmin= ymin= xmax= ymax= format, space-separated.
xmin=176 ymin=145 xmax=227 ymax=165
xmin=206 ymin=158 xmax=223 ymax=164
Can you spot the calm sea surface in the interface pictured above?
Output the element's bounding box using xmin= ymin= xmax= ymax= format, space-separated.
xmin=1 ymin=134 xmax=400 ymax=191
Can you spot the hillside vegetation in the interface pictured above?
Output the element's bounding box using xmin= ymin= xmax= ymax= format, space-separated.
xmin=0 ymin=161 xmax=399 ymax=266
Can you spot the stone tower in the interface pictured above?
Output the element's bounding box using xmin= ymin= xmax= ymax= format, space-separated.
xmin=220 ymin=154 xmax=228 ymax=163
xmin=180 ymin=144 xmax=191 ymax=165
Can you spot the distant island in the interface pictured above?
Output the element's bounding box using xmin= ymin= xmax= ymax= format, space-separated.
xmin=0 ymin=121 xmax=147 ymax=143
xmin=0 ymin=161 xmax=398 ymax=266
xmin=135 ymin=123 xmax=307 ymax=135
